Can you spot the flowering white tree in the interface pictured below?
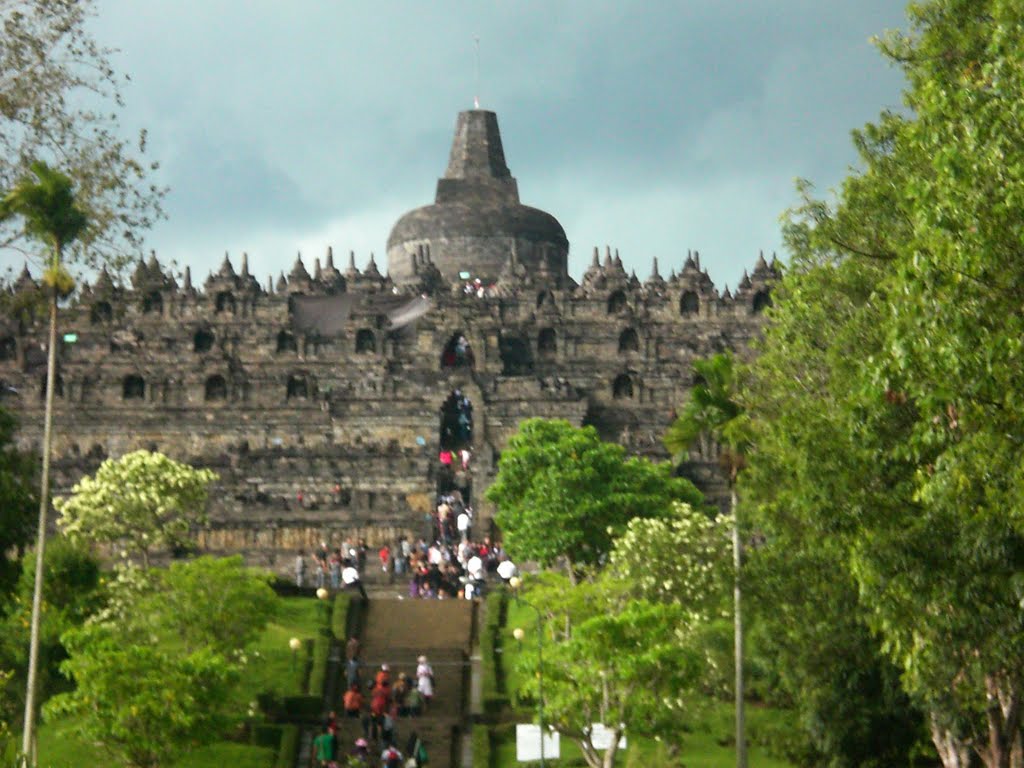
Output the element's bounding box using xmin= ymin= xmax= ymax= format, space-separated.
xmin=608 ymin=502 xmax=731 ymax=616
xmin=55 ymin=451 xmax=217 ymax=568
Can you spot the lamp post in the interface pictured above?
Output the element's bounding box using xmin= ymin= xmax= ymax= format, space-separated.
xmin=509 ymin=576 xmax=546 ymax=768
xmin=289 ymin=636 xmax=302 ymax=672
xmin=316 ymin=586 xmax=330 ymax=630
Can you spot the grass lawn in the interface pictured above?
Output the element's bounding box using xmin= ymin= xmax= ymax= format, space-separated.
xmin=36 ymin=595 xmax=322 ymax=768
xmin=236 ymin=593 xmax=323 ymax=704
xmin=36 ymin=720 xmax=275 ymax=768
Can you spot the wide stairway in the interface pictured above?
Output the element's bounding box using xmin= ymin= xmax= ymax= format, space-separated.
xmin=315 ymin=597 xmax=476 ymax=767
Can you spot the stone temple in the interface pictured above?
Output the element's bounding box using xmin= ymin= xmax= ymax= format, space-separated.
xmin=0 ymin=109 xmax=778 ymax=568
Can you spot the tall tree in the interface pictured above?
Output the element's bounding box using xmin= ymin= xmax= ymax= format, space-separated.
xmin=1 ymin=0 xmax=164 ymax=265
xmin=743 ymin=2 xmax=1024 ymax=766
xmin=487 ymin=418 xmax=701 ymax=581
xmin=0 ymin=160 xmax=85 ymax=768
xmin=664 ymin=352 xmax=750 ymax=768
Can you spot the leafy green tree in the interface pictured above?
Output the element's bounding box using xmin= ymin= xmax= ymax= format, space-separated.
xmin=0 ymin=407 xmax=36 ymax=595
xmin=55 ymin=450 xmax=218 ymax=568
xmin=510 ymin=573 xmax=705 ymax=768
xmin=488 ymin=418 xmax=701 ymax=580
xmin=139 ymin=556 xmax=277 ymax=655
xmin=742 ymin=2 xmax=1024 ymax=766
xmin=1 ymin=0 xmax=164 ymax=263
xmin=0 ymin=540 xmax=102 ymax=736
xmin=44 ymin=622 xmax=239 ymax=768
xmin=43 ymin=555 xmax=278 ymax=768
xmin=664 ymin=352 xmax=750 ymax=768
xmin=741 ymin=256 xmax=931 ymax=768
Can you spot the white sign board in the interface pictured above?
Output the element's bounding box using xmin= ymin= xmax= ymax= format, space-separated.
xmin=516 ymin=724 xmax=560 ymax=762
xmin=589 ymin=723 xmax=627 ymax=750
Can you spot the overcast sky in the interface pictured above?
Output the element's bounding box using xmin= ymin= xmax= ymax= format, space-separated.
xmin=57 ymin=1 xmax=908 ymax=291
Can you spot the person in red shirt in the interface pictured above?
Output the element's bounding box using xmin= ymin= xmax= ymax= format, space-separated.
xmin=374 ymin=663 xmax=391 ymax=689
xmin=343 ymin=683 xmax=364 ymax=718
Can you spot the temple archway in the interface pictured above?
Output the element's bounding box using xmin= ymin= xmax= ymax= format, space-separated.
xmin=440 ymin=331 xmax=474 ymax=369
xmin=355 ymin=329 xmax=376 ymax=354
xmin=618 ymin=328 xmax=639 ymax=353
xmin=499 ymin=332 xmax=533 ymax=375
xmin=193 ymin=328 xmax=214 ymax=353
xmin=90 ymin=301 xmax=112 ymax=324
xmin=143 ymin=291 xmax=163 ymax=315
xmin=680 ymin=291 xmax=700 ymax=317
xmin=439 ymin=389 xmax=473 ymax=453
xmin=205 ymin=374 xmax=227 ymax=401
xmin=538 ymin=328 xmax=556 ymax=358
xmin=753 ymin=290 xmax=773 ymax=314
xmin=276 ymin=330 xmax=297 ymax=353
xmin=215 ymin=291 xmax=236 ymax=314
xmin=607 ymin=289 xmax=627 ymax=314
xmin=122 ymin=375 xmax=145 ymax=400
xmin=286 ymin=374 xmax=309 ymax=400
xmin=612 ymin=373 xmax=635 ymax=400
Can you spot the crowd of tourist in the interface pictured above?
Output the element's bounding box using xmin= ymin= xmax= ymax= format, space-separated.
xmin=309 ymin=634 xmax=434 ymax=767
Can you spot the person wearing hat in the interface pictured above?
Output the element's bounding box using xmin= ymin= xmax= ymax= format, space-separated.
xmin=380 ymin=743 xmax=404 ymax=768
xmin=351 ymin=737 xmax=370 ymax=765
xmin=415 ymin=655 xmax=434 ymax=712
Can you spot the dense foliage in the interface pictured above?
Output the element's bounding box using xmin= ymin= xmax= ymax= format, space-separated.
xmin=45 ymin=556 xmax=278 ymax=768
xmin=488 ymin=418 xmax=702 ymax=578
xmin=0 ymin=407 xmax=35 ymax=593
xmin=742 ymin=2 xmax=1024 ymax=765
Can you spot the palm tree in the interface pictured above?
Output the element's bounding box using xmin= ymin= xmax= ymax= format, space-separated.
xmin=665 ymin=352 xmax=750 ymax=768
xmin=1 ymin=161 xmax=87 ymax=768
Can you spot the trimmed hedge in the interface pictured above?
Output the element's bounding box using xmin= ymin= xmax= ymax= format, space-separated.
xmin=331 ymin=592 xmax=353 ymax=641
xmin=250 ymin=723 xmax=282 ymax=749
xmin=274 ymin=725 xmax=299 ymax=768
xmin=472 ymin=723 xmax=493 ymax=768
xmin=309 ymin=632 xmax=330 ymax=698
xmin=481 ymin=589 xmax=510 ymax=717
xmin=281 ymin=694 xmax=322 ymax=722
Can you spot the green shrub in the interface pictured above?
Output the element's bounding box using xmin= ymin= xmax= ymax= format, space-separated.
xmin=472 ymin=723 xmax=492 ymax=768
xmin=275 ymin=725 xmax=299 ymax=768
xmin=280 ymin=695 xmax=322 ymax=722
xmin=331 ymin=592 xmax=353 ymax=641
xmin=480 ymin=589 xmax=509 ymax=717
xmin=250 ymin=723 xmax=283 ymax=749
xmin=309 ymin=633 xmax=330 ymax=698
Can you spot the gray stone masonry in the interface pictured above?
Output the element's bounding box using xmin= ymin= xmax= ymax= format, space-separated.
xmin=0 ymin=109 xmax=778 ymax=575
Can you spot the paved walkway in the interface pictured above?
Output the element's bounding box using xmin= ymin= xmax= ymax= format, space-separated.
xmin=315 ymin=596 xmax=476 ymax=768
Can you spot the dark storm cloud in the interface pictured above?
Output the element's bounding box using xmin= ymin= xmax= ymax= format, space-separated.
xmin=76 ymin=0 xmax=908 ymax=289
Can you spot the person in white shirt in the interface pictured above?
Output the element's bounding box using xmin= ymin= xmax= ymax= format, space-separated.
xmin=456 ymin=509 xmax=471 ymax=541
xmin=342 ymin=563 xmax=367 ymax=600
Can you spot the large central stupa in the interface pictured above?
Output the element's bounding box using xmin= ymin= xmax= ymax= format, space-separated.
xmin=386 ymin=110 xmax=570 ymax=288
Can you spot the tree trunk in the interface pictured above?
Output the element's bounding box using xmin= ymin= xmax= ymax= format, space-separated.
xmin=732 ymin=486 xmax=746 ymax=768
xmin=578 ymin=736 xmax=601 ymax=768
xmin=977 ymin=676 xmax=1022 ymax=768
xmin=21 ymin=287 xmax=58 ymax=767
xmin=929 ymin=713 xmax=972 ymax=768
xmin=602 ymin=732 xmax=622 ymax=768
